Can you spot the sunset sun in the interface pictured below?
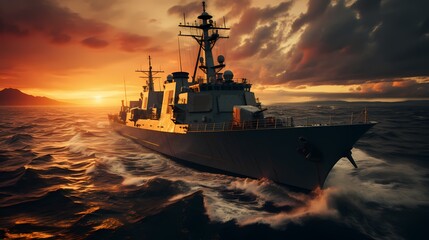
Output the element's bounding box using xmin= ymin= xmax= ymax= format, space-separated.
xmin=94 ymin=95 xmax=103 ymax=104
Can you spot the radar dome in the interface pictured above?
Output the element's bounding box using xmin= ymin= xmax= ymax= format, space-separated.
xmin=167 ymin=74 xmax=173 ymax=82
xmin=217 ymin=55 xmax=225 ymax=64
xmin=223 ymin=70 xmax=233 ymax=82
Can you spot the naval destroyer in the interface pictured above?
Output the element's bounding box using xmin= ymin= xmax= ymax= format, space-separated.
xmin=109 ymin=2 xmax=376 ymax=190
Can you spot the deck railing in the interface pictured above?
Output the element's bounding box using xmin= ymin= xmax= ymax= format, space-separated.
xmin=187 ymin=109 xmax=369 ymax=132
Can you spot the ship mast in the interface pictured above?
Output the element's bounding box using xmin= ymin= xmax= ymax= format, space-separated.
xmin=135 ymin=56 xmax=164 ymax=91
xmin=179 ymin=1 xmax=229 ymax=83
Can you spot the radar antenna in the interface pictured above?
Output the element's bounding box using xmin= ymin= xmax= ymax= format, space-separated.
xmin=178 ymin=1 xmax=230 ymax=83
xmin=135 ymin=56 xmax=164 ymax=91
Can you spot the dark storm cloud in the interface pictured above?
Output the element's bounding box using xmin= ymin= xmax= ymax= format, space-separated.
xmin=0 ymin=0 xmax=152 ymax=51
xmin=230 ymin=1 xmax=292 ymax=36
xmin=232 ymin=23 xmax=279 ymax=59
xmin=0 ymin=0 xmax=108 ymax=44
xmin=166 ymin=0 xmax=293 ymax=68
xmin=81 ymin=37 xmax=109 ymax=48
xmin=168 ymin=2 xmax=202 ymax=18
xmin=291 ymin=0 xmax=330 ymax=33
xmin=214 ymin=0 xmax=252 ymax=22
xmin=284 ymin=0 xmax=429 ymax=86
xmin=168 ymin=0 xmax=253 ymax=21
xmin=228 ymin=1 xmax=293 ymax=60
xmin=0 ymin=19 xmax=29 ymax=36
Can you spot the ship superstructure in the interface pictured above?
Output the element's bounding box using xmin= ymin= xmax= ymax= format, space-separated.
xmin=109 ymin=2 xmax=376 ymax=190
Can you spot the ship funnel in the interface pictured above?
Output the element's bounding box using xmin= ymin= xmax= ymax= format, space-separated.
xmin=166 ymin=74 xmax=173 ymax=83
xmin=172 ymin=71 xmax=189 ymax=91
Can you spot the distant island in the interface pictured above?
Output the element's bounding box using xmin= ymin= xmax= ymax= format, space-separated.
xmin=0 ymin=88 xmax=68 ymax=106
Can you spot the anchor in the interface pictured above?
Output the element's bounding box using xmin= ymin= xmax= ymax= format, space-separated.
xmin=344 ymin=150 xmax=358 ymax=168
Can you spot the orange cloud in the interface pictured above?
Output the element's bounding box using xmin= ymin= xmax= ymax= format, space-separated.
xmin=81 ymin=37 xmax=109 ymax=48
xmin=117 ymin=33 xmax=151 ymax=52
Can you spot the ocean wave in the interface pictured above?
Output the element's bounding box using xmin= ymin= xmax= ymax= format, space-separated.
xmin=33 ymin=117 xmax=50 ymax=123
xmin=327 ymin=149 xmax=429 ymax=207
xmin=0 ymin=154 xmax=32 ymax=172
xmin=4 ymin=133 xmax=33 ymax=145
xmin=0 ymin=188 xmax=85 ymax=234
xmin=200 ymin=177 xmax=337 ymax=228
xmin=87 ymin=159 xmax=126 ymax=188
xmin=12 ymin=124 xmax=38 ymax=131
xmin=0 ymin=167 xmax=26 ymax=188
xmin=0 ymin=123 xmax=13 ymax=129
xmin=235 ymin=188 xmax=338 ymax=228
xmin=128 ymin=177 xmax=190 ymax=197
xmin=0 ymin=104 xmax=427 ymax=239
xmin=198 ymin=147 xmax=429 ymax=235
xmin=84 ymin=191 xmax=207 ymax=240
xmin=30 ymin=154 xmax=54 ymax=164
xmin=0 ymin=167 xmax=71 ymax=196
xmin=67 ymin=133 xmax=97 ymax=157
xmin=96 ymin=121 xmax=108 ymax=129
xmin=68 ymin=206 xmax=125 ymax=239
xmin=0 ymin=184 xmax=64 ymax=208
xmin=38 ymin=145 xmax=68 ymax=153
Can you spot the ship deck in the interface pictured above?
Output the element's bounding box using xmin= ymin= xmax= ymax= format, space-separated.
xmin=187 ymin=111 xmax=373 ymax=132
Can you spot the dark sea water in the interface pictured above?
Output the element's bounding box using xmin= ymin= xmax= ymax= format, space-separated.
xmin=0 ymin=103 xmax=428 ymax=240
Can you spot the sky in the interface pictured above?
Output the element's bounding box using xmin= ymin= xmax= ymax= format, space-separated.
xmin=1 ymin=0 xmax=429 ymax=106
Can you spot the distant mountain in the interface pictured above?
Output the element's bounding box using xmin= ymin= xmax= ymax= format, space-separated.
xmin=0 ymin=88 xmax=67 ymax=106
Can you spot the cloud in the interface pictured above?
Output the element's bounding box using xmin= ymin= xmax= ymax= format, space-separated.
xmin=0 ymin=20 xmax=29 ymax=37
xmin=222 ymin=1 xmax=293 ymax=81
xmin=232 ymin=23 xmax=279 ymax=59
xmin=0 ymin=0 xmax=108 ymax=43
xmin=229 ymin=1 xmax=292 ymax=37
xmin=117 ymin=32 xmax=151 ymax=52
xmin=291 ymin=0 xmax=330 ymax=33
xmin=211 ymin=0 xmax=429 ymax=99
xmin=168 ymin=0 xmax=253 ymax=22
xmin=165 ymin=0 xmax=293 ymax=83
xmin=0 ymin=0 xmax=163 ymax=92
xmin=49 ymin=31 xmax=72 ymax=44
xmin=81 ymin=36 xmax=109 ymax=48
xmin=86 ymin=0 xmax=119 ymax=11
xmin=255 ymin=79 xmax=429 ymax=102
xmin=214 ymin=0 xmax=252 ymax=22
xmin=1 ymin=0 xmax=428 ymax=101
xmin=168 ymin=1 xmax=202 ymax=18
xmin=355 ymin=80 xmax=429 ymax=98
xmin=283 ymin=0 xmax=429 ymax=86
xmin=0 ymin=0 xmax=152 ymax=51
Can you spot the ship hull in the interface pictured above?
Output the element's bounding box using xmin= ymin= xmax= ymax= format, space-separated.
xmin=110 ymin=121 xmax=375 ymax=190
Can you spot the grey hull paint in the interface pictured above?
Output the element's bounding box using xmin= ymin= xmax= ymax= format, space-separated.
xmin=111 ymin=122 xmax=375 ymax=190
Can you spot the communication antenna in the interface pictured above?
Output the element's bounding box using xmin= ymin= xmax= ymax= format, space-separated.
xmin=123 ymin=76 xmax=128 ymax=107
xmin=135 ymin=56 xmax=164 ymax=91
xmin=178 ymin=36 xmax=183 ymax=71
xmin=158 ymin=65 xmax=162 ymax=90
xmin=178 ymin=1 xmax=230 ymax=82
xmin=183 ymin=13 xmax=186 ymax=26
